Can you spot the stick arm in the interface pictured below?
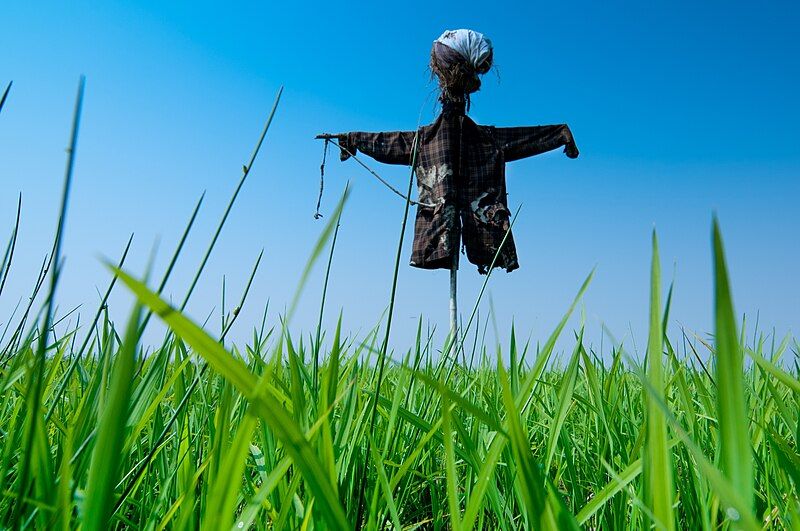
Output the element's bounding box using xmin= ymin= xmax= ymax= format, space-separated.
xmin=315 ymin=130 xmax=416 ymax=165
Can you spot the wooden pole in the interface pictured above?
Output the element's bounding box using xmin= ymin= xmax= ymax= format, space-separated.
xmin=449 ymin=251 xmax=458 ymax=338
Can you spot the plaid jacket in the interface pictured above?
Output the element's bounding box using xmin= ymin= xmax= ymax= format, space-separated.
xmin=339 ymin=109 xmax=576 ymax=273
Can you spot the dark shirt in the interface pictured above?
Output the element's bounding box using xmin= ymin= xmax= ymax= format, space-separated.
xmin=338 ymin=109 xmax=576 ymax=273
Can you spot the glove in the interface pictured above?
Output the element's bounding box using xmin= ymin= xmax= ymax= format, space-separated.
xmin=564 ymin=141 xmax=579 ymax=159
xmin=562 ymin=126 xmax=579 ymax=159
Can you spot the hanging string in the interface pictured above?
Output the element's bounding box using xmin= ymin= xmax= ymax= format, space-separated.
xmin=314 ymin=92 xmax=437 ymax=218
xmin=314 ymin=137 xmax=329 ymax=219
xmin=324 ymin=136 xmax=435 ymax=209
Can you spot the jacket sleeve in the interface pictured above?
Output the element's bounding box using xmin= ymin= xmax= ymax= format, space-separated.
xmin=492 ymin=124 xmax=577 ymax=162
xmin=337 ymin=131 xmax=417 ymax=165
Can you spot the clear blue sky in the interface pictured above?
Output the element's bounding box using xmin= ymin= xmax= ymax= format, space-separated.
xmin=1 ymin=1 xmax=797 ymax=358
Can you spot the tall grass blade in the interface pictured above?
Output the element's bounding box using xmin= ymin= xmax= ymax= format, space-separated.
xmin=82 ymin=303 xmax=142 ymax=531
xmin=643 ymin=230 xmax=676 ymax=531
xmin=0 ymin=193 xmax=21 ymax=300
xmin=544 ymin=331 xmax=582 ymax=472
xmin=712 ymin=218 xmax=754 ymax=509
xmin=111 ymin=267 xmax=351 ymax=529
xmin=12 ymin=77 xmax=84 ymax=528
xmin=179 ymin=86 xmax=283 ymax=311
xmin=0 ymin=81 xmax=11 ymax=115
xmin=498 ymin=358 xmax=580 ymax=530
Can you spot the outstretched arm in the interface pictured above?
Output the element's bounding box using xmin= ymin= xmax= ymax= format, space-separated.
xmin=316 ymin=131 xmax=416 ymax=165
xmin=493 ymin=124 xmax=579 ymax=162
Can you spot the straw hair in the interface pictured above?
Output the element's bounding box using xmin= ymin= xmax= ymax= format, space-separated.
xmin=430 ymin=40 xmax=493 ymax=106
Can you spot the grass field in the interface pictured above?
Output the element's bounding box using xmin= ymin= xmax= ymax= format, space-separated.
xmin=1 ymin=83 xmax=798 ymax=530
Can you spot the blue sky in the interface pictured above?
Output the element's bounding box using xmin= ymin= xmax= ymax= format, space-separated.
xmin=1 ymin=1 xmax=797 ymax=358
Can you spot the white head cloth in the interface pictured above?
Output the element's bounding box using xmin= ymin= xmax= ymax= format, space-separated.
xmin=435 ymin=29 xmax=493 ymax=70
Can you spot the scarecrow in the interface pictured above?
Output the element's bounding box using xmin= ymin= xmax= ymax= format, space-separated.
xmin=317 ymin=29 xmax=579 ymax=335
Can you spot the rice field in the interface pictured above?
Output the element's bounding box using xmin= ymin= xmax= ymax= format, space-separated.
xmin=0 ymin=83 xmax=798 ymax=530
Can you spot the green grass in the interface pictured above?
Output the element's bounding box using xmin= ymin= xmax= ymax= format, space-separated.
xmin=0 ymin=82 xmax=798 ymax=529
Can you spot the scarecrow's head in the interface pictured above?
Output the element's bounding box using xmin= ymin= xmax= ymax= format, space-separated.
xmin=430 ymin=29 xmax=493 ymax=108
